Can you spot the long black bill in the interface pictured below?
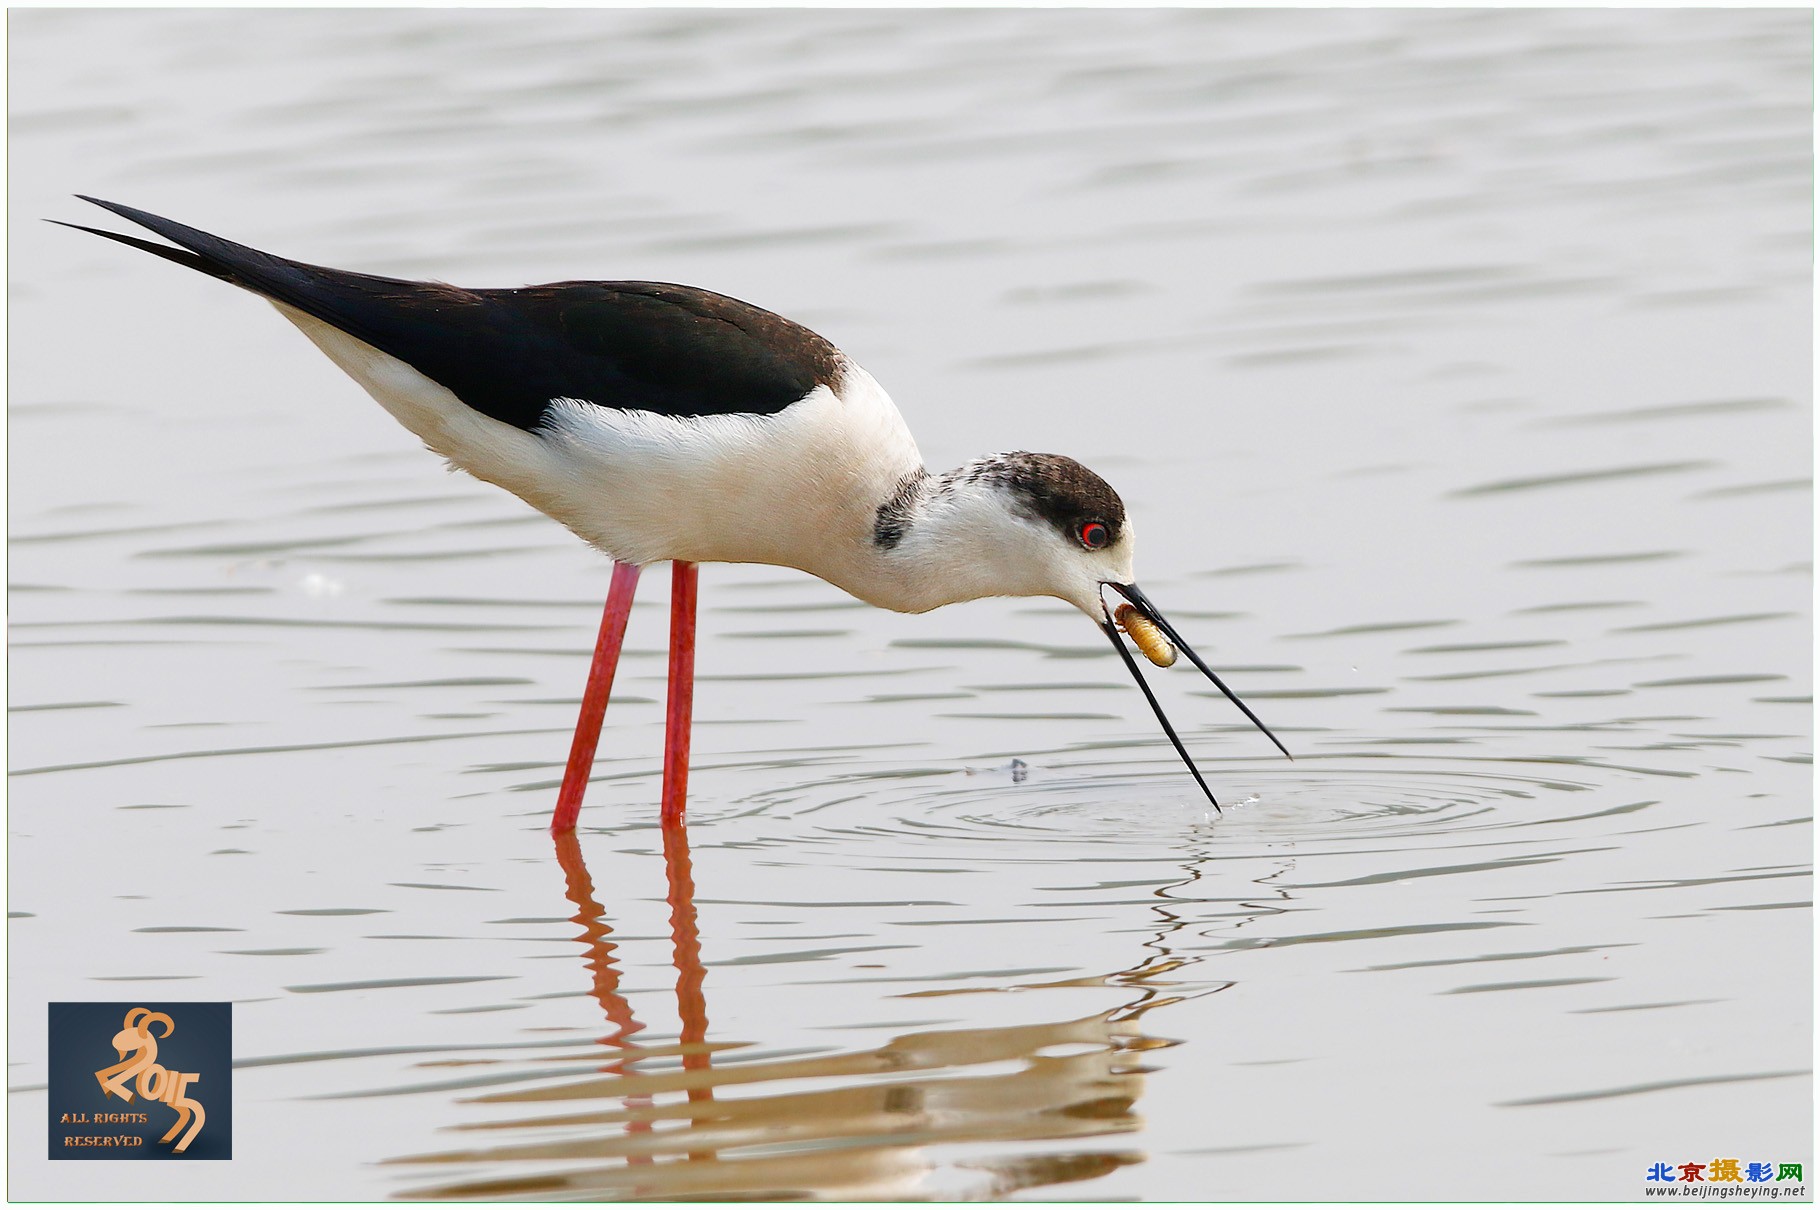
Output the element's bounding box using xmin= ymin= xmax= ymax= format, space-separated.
xmin=1100 ymin=616 xmax=1223 ymax=812
xmin=1109 ymin=582 xmax=1294 ymax=763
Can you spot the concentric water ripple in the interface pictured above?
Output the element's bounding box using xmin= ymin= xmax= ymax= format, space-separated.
xmin=699 ymin=748 xmax=1642 ymax=851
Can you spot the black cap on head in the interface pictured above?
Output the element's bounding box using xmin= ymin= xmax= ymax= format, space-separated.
xmin=969 ymin=452 xmax=1126 ymax=546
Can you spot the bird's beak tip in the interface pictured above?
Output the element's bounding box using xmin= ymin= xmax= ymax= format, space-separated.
xmin=1107 ymin=580 xmax=1293 ymax=763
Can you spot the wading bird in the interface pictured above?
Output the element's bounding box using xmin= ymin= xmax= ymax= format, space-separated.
xmin=59 ymin=197 xmax=1290 ymax=832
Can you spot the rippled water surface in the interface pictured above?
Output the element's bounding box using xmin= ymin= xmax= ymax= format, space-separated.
xmin=8 ymin=9 xmax=1812 ymax=1201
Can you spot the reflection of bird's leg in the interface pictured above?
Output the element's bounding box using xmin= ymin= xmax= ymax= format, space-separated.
xmin=553 ymin=830 xmax=660 ymax=1163
xmin=553 ymin=831 xmax=646 ymax=1054
xmin=661 ymin=822 xmax=716 ymax=1161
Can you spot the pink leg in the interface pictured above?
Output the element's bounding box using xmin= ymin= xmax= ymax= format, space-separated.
xmin=550 ymin=561 xmax=642 ymax=834
xmin=660 ymin=561 xmax=698 ymax=828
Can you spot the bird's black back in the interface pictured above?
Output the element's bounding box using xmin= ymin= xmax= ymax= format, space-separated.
xmin=61 ymin=198 xmax=847 ymax=429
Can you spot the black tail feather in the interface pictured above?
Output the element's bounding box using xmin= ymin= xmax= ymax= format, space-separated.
xmin=53 ymin=196 xmax=458 ymax=383
xmin=46 ymin=219 xmax=228 ymax=282
xmin=68 ymin=195 xmax=318 ymax=295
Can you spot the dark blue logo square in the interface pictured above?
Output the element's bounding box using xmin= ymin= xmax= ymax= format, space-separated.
xmin=48 ymin=1002 xmax=232 ymax=1161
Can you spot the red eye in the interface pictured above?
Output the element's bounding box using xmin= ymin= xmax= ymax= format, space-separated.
xmin=1079 ymin=521 xmax=1109 ymax=549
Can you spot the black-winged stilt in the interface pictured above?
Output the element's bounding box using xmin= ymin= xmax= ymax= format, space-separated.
xmin=58 ymin=197 xmax=1290 ymax=832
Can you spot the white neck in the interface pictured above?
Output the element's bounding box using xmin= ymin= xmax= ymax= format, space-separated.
xmin=812 ymin=460 xmax=1128 ymax=617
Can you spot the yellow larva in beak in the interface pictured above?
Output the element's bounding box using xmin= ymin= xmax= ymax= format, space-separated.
xmin=1114 ymin=602 xmax=1177 ymax=668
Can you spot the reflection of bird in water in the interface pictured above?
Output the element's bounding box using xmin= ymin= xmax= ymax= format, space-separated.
xmin=62 ymin=198 xmax=1289 ymax=834
xmin=386 ymin=831 xmax=1186 ymax=1201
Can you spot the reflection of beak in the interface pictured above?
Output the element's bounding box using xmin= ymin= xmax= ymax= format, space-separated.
xmin=1099 ymin=582 xmax=1293 ymax=813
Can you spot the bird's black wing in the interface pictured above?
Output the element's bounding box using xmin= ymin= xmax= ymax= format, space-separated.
xmin=60 ymin=197 xmax=846 ymax=430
